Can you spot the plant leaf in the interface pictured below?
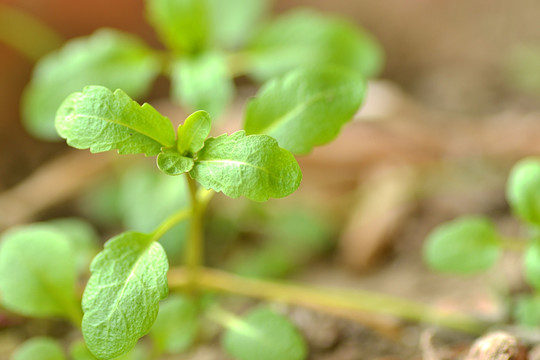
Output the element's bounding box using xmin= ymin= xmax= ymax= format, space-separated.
xmin=190 ymin=131 xmax=302 ymax=202
xmin=423 ymin=216 xmax=502 ymax=274
xmin=0 ymin=224 xmax=79 ymax=320
xmin=56 ymin=86 xmax=175 ymax=155
xmin=222 ymin=307 xmax=307 ymax=360
xmin=514 ymin=294 xmax=540 ymax=327
xmin=507 ymin=157 xmax=540 ymax=226
xmin=119 ymin=167 xmax=190 ymax=264
xmin=12 ymin=337 xmax=66 ymax=360
xmin=145 ymin=0 xmax=209 ymax=55
xmin=22 ymin=28 xmax=160 ymax=140
xmin=244 ymin=66 xmax=365 ymax=154
xmin=525 ymin=239 xmax=540 ymax=289
xmin=47 ymin=218 xmax=99 ymax=274
xmin=157 ymin=148 xmax=194 ymax=175
xmin=177 ymin=110 xmax=212 ymax=155
xmin=171 ymin=52 xmax=234 ymax=117
xmin=149 ymin=295 xmax=199 ymax=354
xmin=82 ymin=231 xmax=169 ymax=359
xmin=206 ymin=0 xmax=269 ymax=49
xmin=246 ymin=9 xmax=383 ymax=81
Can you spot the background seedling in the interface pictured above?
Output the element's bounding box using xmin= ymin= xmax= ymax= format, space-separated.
xmin=423 ymin=157 xmax=540 ymax=327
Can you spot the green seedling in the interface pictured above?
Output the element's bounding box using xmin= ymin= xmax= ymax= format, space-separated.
xmin=21 ymin=0 xmax=383 ymax=140
xmin=423 ymin=157 xmax=540 ymax=327
xmin=0 ymin=64 xmax=490 ymax=359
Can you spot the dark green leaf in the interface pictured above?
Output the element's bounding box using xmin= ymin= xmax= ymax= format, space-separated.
xmin=206 ymin=0 xmax=269 ymax=49
xmin=222 ymin=307 xmax=307 ymax=360
xmin=507 ymin=158 xmax=540 ymax=226
xmin=190 ymin=131 xmax=302 ymax=201
xmin=0 ymin=224 xmax=80 ymax=320
xmin=157 ymin=148 xmax=194 ymax=175
xmin=525 ymin=239 xmax=540 ymax=289
xmin=244 ymin=66 xmax=365 ymax=154
xmin=12 ymin=337 xmax=66 ymax=360
xmin=177 ymin=110 xmax=212 ymax=156
xmin=171 ymin=52 xmax=234 ymax=117
xmin=423 ymin=216 xmax=502 ymax=274
xmin=145 ymin=0 xmax=209 ymax=55
xmin=149 ymin=295 xmax=199 ymax=353
xmin=56 ymin=86 xmax=175 ymax=155
xmin=22 ymin=29 xmax=160 ymax=140
xmin=246 ymin=9 xmax=383 ymax=81
xmin=82 ymin=232 xmax=169 ymax=359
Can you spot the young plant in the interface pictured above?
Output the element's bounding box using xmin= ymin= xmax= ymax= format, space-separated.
xmin=423 ymin=157 xmax=540 ymax=326
xmin=22 ymin=0 xmax=383 ymax=140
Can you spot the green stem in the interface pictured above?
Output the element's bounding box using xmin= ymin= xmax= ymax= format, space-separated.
xmin=184 ymin=175 xmax=213 ymax=289
xmin=151 ymin=208 xmax=191 ymax=242
xmin=169 ymin=267 xmax=490 ymax=334
xmin=500 ymin=237 xmax=529 ymax=252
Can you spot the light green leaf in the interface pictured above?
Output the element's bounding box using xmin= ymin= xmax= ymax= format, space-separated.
xmin=171 ymin=52 xmax=234 ymax=117
xmin=119 ymin=167 xmax=189 ymax=264
xmin=246 ymin=9 xmax=383 ymax=81
xmin=525 ymin=239 xmax=540 ymax=289
xmin=157 ymin=148 xmax=194 ymax=175
xmin=12 ymin=337 xmax=66 ymax=360
xmin=423 ymin=216 xmax=502 ymax=274
xmin=22 ymin=28 xmax=161 ymax=140
xmin=206 ymin=0 xmax=269 ymax=49
xmin=222 ymin=307 xmax=307 ymax=360
xmin=70 ymin=342 xmax=97 ymax=360
xmin=190 ymin=131 xmax=302 ymax=202
xmin=56 ymin=86 xmax=175 ymax=155
xmin=514 ymin=294 xmax=540 ymax=327
xmin=47 ymin=218 xmax=99 ymax=273
xmin=0 ymin=224 xmax=80 ymax=320
xmin=177 ymin=110 xmax=212 ymax=155
xmin=149 ymin=295 xmax=199 ymax=353
xmin=145 ymin=0 xmax=209 ymax=55
xmin=82 ymin=231 xmax=169 ymax=359
xmin=507 ymin=158 xmax=540 ymax=226
xmin=244 ymin=66 xmax=365 ymax=154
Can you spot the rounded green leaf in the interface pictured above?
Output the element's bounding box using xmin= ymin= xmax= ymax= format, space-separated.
xmin=56 ymin=86 xmax=175 ymax=155
xmin=177 ymin=110 xmax=212 ymax=156
xmin=514 ymin=294 xmax=540 ymax=327
xmin=246 ymin=9 xmax=383 ymax=81
xmin=157 ymin=148 xmax=194 ymax=175
xmin=423 ymin=216 xmax=502 ymax=274
xmin=222 ymin=307 xmax=307 ymax=360
xmin=524 ymin=239 xmax=540 ymax=289
xmin=244 ymin=66 xmax=366 ymax=155
xmin=149 ymin=295 xmax=199 ymax=353
xmin=22 ymin=28 xmax=161 ymax=140
xmin=47 ymin=218 xmax=99 ymax=273
xmin=171 ymin=52 xmax=234 ymax=118
xmin=206 ymin=0 xmax=269 ymax=49
xmin=507 ymin=158 xmax=540 ymax=226
xmin=190 ymin=131 xmax=302 ymax=202
xmin=12 ymin=337 xmax=66 ymax=360
xmin=82 ymin=231 xmax=169 ymax=359
xmin=145 ymin=0 xmax=209 ymax=55
xmin=0 ymin=224 xmax=79 ymax=320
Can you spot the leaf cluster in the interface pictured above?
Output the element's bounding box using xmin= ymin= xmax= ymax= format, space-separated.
xmin=22 ymin=0 xmax=382 ymax=140
xmin=423 ymin=157 xmax=540 ymax=326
